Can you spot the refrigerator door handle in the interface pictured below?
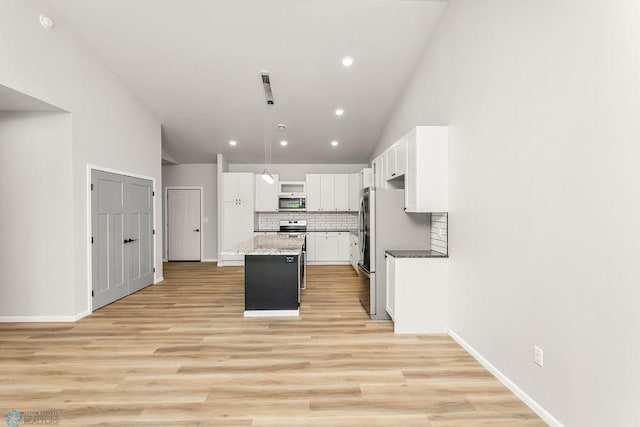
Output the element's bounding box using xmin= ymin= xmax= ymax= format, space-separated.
xmin=358 ymin=196 xmax=366 ymax=261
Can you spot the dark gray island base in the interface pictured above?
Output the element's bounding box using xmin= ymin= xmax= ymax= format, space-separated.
xmin=244 ymin=254 xmax=300 ymax=317
xmin=221 ymin=234 xmax=306 ymax=317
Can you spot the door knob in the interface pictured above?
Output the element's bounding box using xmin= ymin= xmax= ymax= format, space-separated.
xmin=193 ymin=229 xmax=200 ymax=232
xmin=123 ymin=238 xmax=138 ymax=244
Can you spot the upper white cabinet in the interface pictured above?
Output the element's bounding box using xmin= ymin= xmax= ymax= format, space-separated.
xmin=372 ymin=126 xmax=448 ymax=212
xmin=347 ymin=173 xmax=360 ymax=212
xmin=320 ymin=175 xmax=336 ymax=211
xmin=255 ymin=173 xmax=279 ymax=212
xmin=334 ymin=175 xmax=349 ymax=211
xmin=384 ymin=146 xmax=397 ymax=180
xmin=222 ymin=173 xmax=255 ymax=260
xmin=306 ymin=173 xmax=353 ymax=212
xmin=279 ymin=181 xmax=305 ymax=196
xmin=223 ymin=172 xmax=254 ymax=203
xmin=383 ymin=138 xmax=407 ymax=181
xmin=360 ymin=168 xmax=372 ymax=189
xmin=405 ymin=126 xmax=448 ymax=212
xmin=372 ymin=157 xmax=385 ymax=189
xmin=306 ymin=174 xmax=322 ymax=211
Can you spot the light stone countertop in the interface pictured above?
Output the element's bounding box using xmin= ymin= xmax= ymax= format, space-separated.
xmin=221 ymin=234 xmax=305 ymax=256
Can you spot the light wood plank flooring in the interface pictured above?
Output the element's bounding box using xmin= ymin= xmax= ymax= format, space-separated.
xmin=0 ymin=263 xmax=545 ymax=426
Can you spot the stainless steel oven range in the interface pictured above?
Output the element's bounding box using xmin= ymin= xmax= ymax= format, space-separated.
xmin=278 ymin=220 xmax=307 ymax=294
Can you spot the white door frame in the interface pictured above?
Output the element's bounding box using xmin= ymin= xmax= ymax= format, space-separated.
xmin=164 ymin=186 xmax=204 ymax=262
xmin=86 ymin=164 xmax=158 ymax=313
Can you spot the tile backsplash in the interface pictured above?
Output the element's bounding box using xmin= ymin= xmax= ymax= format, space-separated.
xmin=256 ymin=212 xmax=358 ymax=231
xmin=430 ymin=213 xmax=448 ymax=255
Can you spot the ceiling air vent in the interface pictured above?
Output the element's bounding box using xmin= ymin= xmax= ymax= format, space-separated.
xmin=261 ymin=72 xmax=275 ymax=105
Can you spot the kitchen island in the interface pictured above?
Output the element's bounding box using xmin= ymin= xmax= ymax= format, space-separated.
xmin=221 ymin=234 xmax=306 ymax=317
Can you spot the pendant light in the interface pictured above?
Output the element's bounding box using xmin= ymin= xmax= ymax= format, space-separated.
xmin=261 ymin=105 xmax=275 ymax=184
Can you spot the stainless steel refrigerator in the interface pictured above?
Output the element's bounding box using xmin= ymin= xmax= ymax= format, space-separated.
xmin=357 ymin=188 xmax=429 ymax=320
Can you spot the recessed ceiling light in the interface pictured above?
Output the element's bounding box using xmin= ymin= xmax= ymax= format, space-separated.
xmin=39 ymin=14 xmax=54 ymax=30
xmin=335 ymin=108 xmax=344 ymax=116
xmin=276 ymin=124 xmax=287 ymax=131
xmin=331 ymin=140 xmax=339 ymax=147
xmin=280 ymin=140 xmax=288 ymax=146
xmin=229 ymin=140 xmax=237 ymax=146
xmin=342 ymin=56 xmax=354 ymax=67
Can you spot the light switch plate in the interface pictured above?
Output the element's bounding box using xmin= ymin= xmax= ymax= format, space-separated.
xmin=533 ymin=345 xmax=544 ymax=367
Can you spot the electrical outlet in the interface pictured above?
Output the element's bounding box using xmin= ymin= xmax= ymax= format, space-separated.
xmin=533 ymin=345 xmax=544 ymax=367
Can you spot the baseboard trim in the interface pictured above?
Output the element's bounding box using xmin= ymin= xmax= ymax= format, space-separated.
xmin=307 ymin=261 xmax=351 ymax=266
xmin=449 ymin=330 xmax=565 ymax=427
xmin=154 ymin=276 xmax=164 ymax=284
xmin=0 ymin=309 xmax=91 ymax=323
xmin=202 ymin=258 xmax=217 ymax=262
xmin=244 ymin=310 xmax=299 ymax=317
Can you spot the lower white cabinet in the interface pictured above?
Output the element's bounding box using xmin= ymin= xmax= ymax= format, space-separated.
xmin=385 ymin=254 xmax=448 ymax=334
xmin=349 ymin=233 xmax=359 ymax=271
xmin=306 ymin=232 xmax=350 ymax=264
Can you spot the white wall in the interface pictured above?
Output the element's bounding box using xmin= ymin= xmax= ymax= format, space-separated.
xmin=0 ymin=112 xmax=73 ymax=317
xmin=162 ymin=164 xmax=217 ymax=261
xmin=375 ymin=1 xmax=640 ymax=426
xmin=0 ymin=1 xmax=162 ymax=318
xmin=228 ymin=163 xmax=367 ymax=181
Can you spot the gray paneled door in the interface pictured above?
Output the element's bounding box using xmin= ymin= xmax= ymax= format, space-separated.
xmin=91 ymin=170 xmax=154 ymax=310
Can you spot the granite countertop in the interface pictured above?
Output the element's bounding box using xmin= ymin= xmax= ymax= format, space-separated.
xmin=385 ymin=249 xmax=448 ymax=258
xmin=307 ymin=228 xmax=357 ymax=233
xmin=221 ymin=234 xmax=305 ymax=256
xmin=254 ymin=228 xmax=358 ymax=234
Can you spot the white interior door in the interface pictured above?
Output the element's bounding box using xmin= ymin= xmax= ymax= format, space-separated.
xmin=167 ymin=189 xmax=201 ymax=261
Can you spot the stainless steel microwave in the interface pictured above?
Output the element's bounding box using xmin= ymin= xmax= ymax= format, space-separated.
xmin=278 ymin=195 xmax=306 ymax=211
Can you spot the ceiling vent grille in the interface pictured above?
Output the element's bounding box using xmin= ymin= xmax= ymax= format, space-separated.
xmin=261 ymin=72 xmax=275 ymax=105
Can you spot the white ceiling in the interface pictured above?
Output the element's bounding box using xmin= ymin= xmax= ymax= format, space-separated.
xmin=44 ymin=0 xmax=447 ymax=164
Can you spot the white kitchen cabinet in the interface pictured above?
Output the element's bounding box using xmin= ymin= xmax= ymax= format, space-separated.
xmin=306 ymin=174 xmax=322 ymax=211
xmin=384 ymin=147 xmax=396 ymax=181
xmin=384 ymin=138 xmax=407 ymax=181
xmin=372 ymin=156 xmax=385 ymax=189
xmin=306 ymin=174 xmax=352 ymax=212
xmin=385 ymin=254 xmax=448 ymax=334
xmin=360 ymin=168 xmax=372 ymax=189
xmin=320 ymin=175 xmax=335 ymax=211
xmin=395 ymin=140 xmax=407 ymax=177
xmin=306 ymin=232 xmax=317 ymax=261
xmin=221 ymin=173 xmax=255 ymax=264
xmin=314 ymin=232 xmax=337 ymax=262
xmin=255 ymin=173 xmax=279 ymax=212
xmin=223 ymin=173 xmax=254 ymax=203
xmin=336 ymin=232 xmax=350 ymax=261
xmin=405 ymin=126 xmax=448 ymax=212
xmin=306 ymin=232 xmax=350 ymax=265
xmin=334 ymin=175 xmax=349 ymax=211
xmin=349 ymin=233 xmax=359 ymax=271
xmin=348 ymin=173 xmax=360 ymax=212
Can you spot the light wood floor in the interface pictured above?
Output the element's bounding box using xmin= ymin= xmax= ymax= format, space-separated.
xmin=0 ymin=264 xmax=545 ymax=426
